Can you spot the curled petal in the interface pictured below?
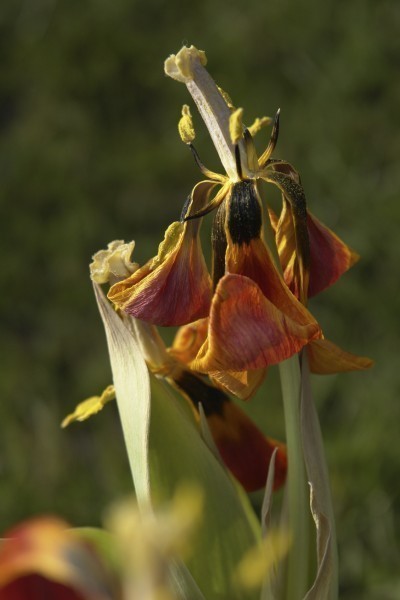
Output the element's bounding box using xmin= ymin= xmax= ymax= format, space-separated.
xmin=90 ymin=240 xmax=138 ymax=285
xmin=171 ymin=320 xmax=266 ymax=400
xmin=308 ymin=338 xmax=374 ymax=374
xmin=206 ymin=400 xmax=287 ymax=492
xmin=192 ymin=274 xmax=321 ymax=372
xmin=209 ymin=369 xmax=267 ymax=401
xmin=307 ymin=212 xmax=359 ymax=297
xmin=169 ymin=318 xmax=209 ymax=364
xmin=275 ymin=203 xmax=359 ymax=298
xmin=108 ymin=181 xmax=216 ymax=326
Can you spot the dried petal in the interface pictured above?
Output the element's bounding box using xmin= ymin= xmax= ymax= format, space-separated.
xmin=275 ymin=205 xmax=359 ymax=298
xmin=307 ymin=338 xmax=373 ymax=374
xmin=108 ymin=182 xmax=215 ymax=326
xmin=191 ymin=274 xmax=321 ymax=372
xmin=206 ymin=400 xmax=287 ymax=492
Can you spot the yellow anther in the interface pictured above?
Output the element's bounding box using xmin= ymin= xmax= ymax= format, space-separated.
xmin=61 ymin=385 xmax=116 ymax=427
xmin=229 ymin=107 xmax=244 ymax=145
xmin=217 ymin=86 xmax=235 ymax=110
xmin=178 ymin=104 xmax=196 ymax=144
xmin=247 ymin=116 xmax=273 ymax=137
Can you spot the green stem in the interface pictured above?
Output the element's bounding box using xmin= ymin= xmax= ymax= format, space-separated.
xmin=279 ymin=356 xmax=310 ymax=600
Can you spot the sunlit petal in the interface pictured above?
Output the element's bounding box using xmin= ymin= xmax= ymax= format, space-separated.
xmin=209 ymin=369 xmax=267 ymax=401
xmin=226 ymin=238 xmax=319 ymax=328
xmin=308 ymin=338 xmax=373 ymax=374
xmin=169 ymin=318 xmax=209 ymax=364
xmin=192 ymin=274 xmax=321 ymax=372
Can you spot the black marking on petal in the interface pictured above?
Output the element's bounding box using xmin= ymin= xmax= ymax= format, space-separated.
xmin=173 ymin=370 xmax=228 ymax=416
xmin=235 ymin=144 xmax=243 ymax=180
xmin=227 ymin=181 xmax=262 ymax=245
xmin=180 ymin=194 xmax=192 ymax=222
xmin=212 ymin=201 xmax=228 ymax=290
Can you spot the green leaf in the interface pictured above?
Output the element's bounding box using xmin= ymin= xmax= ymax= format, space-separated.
xmin=94 ymin=285 xmax=261 ymax=599
xmin=149 ymin=378 xmax=261 ymax=600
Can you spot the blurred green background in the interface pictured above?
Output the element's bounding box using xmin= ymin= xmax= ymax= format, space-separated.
xmin=1 ymin=0 xmax=399 ymax=598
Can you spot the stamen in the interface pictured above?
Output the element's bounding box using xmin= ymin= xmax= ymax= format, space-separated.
xmin=178 ymin=104 xmax=196 ymax=144
xmin=258 ymin=108 xmax=281 ymax=167
xmin=188 ymin=143 xmax=225 ymax=182
xmin=184 ymin=184 xmax=229 ymax=221
xmin=247 ymin=116 xmax=273 ymax=137
xmin=229 ymin=108 xmax=244 ymax=145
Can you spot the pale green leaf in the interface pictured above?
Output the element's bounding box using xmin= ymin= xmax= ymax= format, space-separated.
xmin=94 ymin=285 xmax=261 ymax=599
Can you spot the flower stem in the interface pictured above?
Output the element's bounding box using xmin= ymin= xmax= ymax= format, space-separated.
xmin=279 ymin=355 xmax=310 ymax=600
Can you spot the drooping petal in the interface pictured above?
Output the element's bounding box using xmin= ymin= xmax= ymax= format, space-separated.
xmin=170 ymin=369 xmax=286 ymax=492
xmin=307 ymin=338 xmax=373 ymax=374
xmin=0 ymin=518 xmax=116 ymax=600
xmin=226 ymin=237 xmax=319 ymax=329
xmin=108 ymin=181 xmax=214 ymax=326
xmin=191 ymin=274 xmax=321 ymax=373
xmin=209 ymin=368 xmax=267 ymax=401
xmin=307 ymin=211 xmax=360 ymax=297
xmin=169 ymin=318 xmax=209 ymax=364
xmin=170 ymin=320 xmax=265 ymax=400
xmin=261 ymin=170 xmax=310 ymax=303
xmin=206 ymin=400 xmax=287 ymax=492
xmin=274 ymin=201 xmax=359 ymax=298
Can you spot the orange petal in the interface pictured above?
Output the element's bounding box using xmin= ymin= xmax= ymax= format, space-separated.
xmin=209 ymin=369 xmax=267 ymax=401
xmin=206 ymin=400 xmax=287 ymax=492
xmin=191 ymin=274 xmax=321 ymax=372
xmin=0 ymin=517 xmax=113 ymax=600
xmin=169 ymin=318 xmax=209 ymax=364
xmin=171 ymin=321 xmax=266 ymax=400
xmin=307 ymin=338 xmax=374 ymax=374
xmin=226 ymin=237 xmax=315 ymax=327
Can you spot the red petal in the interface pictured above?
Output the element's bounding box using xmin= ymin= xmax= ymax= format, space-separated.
xmin=0 ymin=575 xmax=85 ymax=600
xmin=307 ymin=338 xmax=374 ymax=374
xmin=307 ymin=212 xmax=359 ymax=297
xmin=0 ymin=518 xmax=113 ymax=600
xmin=192 ymin=274 xmax=321 ymax=372
xmin=108 ymin=223 xmax=211 ymax=326
xmin=207 ymin=400 xmax=287 ymax=492
xmin=275 ymin=204 xmax=359 ymax=298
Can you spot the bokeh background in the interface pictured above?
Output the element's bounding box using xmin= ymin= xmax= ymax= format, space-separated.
xmin=1 ymin=0 xmax=399 ymax=598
